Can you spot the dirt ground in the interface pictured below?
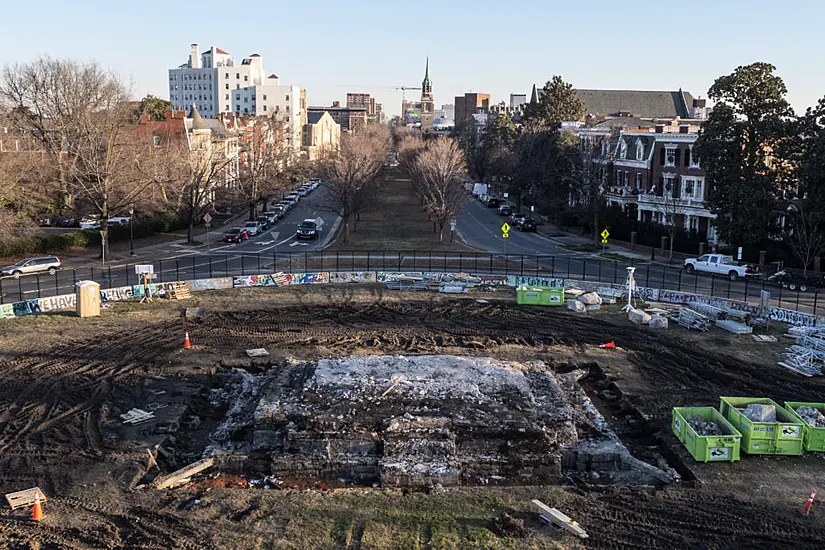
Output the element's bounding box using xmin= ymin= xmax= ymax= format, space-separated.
xmin=325 ymin=171 xmax=473 ymax=252
xmin=1 ymin=285 xmax=825 ymax=549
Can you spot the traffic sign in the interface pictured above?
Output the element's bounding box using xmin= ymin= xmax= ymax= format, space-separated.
xmin=503 ymin=233 xmax=509 ymax=239
xmin=203 ymin=213 xmax=212 ymax=226
xmin=600 ymin=229 xmax=609 ymax=240
xmin=501 ymin=223 xmax=511 ymax=233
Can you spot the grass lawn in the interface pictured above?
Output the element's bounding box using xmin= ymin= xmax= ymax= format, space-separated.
xmin=327 ymin=170 xmax=475 ymax=252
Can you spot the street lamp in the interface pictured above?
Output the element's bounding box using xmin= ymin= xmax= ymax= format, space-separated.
xmin=129 ymin=204 xmax=135 ymax=256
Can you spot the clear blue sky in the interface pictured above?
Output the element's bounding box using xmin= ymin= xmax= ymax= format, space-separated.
xmin=3 ymin=0 xmax=823 ymax=117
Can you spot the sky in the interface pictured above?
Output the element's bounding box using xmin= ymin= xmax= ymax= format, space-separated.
xmin=3 ymin=0 xmax=823 ymax=118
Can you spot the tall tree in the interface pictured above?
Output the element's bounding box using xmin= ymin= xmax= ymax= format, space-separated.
xmin=134 ymin=94 xmax=175 ymax=122
xmin=786 ymin=207 xmax=825 ymax=276
xmin=179 ymin=143 xmax=232 ymax=245
xmin=522 ymin=75 xmax=585 ymax=130
xmin=235 ymin=116 xmax=290 ymax=220
xmin=695 ymin=62 xmax=794 ymax=249
xmin=321 ymin=125 xmax=390 ymax=243
xmin=482 ymin=113 xmax=518 ymax=199
xmin=406 ymin=137 xmax=468 ymax=242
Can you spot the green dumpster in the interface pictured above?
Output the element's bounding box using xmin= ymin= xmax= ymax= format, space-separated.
xmin=719 ymin=397 xmax=804 ymax=455
xmin=516 ymin=286 xmax=564 ymax=306
xmin=672 ymin=407 xmax=741 ymax=462
xmin=784 ymin=402 xmax=825 ymax=452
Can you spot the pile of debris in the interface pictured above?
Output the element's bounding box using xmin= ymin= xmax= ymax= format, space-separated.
xmin=739 ymin=404 xmax=776 ymax=423
xmin=686 ymin=416 xmax=724 ymax=436
xmin=793 ymin=406 xmax=825 ymax=428
xmin=780 ymin=328 xmax=825 ymax=376
xmin=676 ymin=308 xmax=710 ymax=331
xmin=567 ymin=292 xmax=603 ymax=313
xmin=491 ymin=512 xmax=527 ymax=538
xmin=689 ymin=303 xmax=727 ymax=321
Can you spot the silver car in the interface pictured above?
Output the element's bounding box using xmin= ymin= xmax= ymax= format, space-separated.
xmin=0 ymin=256 xmax=62 ymax=278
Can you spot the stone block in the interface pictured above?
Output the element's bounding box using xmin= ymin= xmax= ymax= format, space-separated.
xmin=628 ymin=308 xmax=652 ymax=325
xmin=578 ymin=292 xmax=603 ymax=305
xmin=567 ymin=299 xmax=586 ymax=313
xmin=648 ymin=315 xmax=668 ymax=329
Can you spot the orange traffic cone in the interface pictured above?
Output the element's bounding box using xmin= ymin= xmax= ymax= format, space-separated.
xmin=183 ymin=330 xmax=191 ymax=349
xmin=599 ymin=341 xmax=615 ymax=349
xmin=32 ymin=490 xmax=43 ymax=522
xmin=802 ymin=489 xmax=817 ymax=516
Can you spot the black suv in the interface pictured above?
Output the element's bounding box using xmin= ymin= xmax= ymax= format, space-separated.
xmin=766 ymin=270 xmax=825 ymax=292
xmin=517 ymin=218 xmax=537 ymax=232
xmin=296 ymin=219 xmax=319 ymax=239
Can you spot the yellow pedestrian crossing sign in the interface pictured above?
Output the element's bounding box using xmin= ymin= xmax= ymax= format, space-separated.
xmin=601 ymin=229 xmax=609 ymax=244
xmin=502 ymin=223 xmax=511 ymax=233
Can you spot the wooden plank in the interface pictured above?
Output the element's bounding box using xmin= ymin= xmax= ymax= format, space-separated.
xmin=5 ymin=487 xmax=47 ymax=510
xmin=532 ymin=500 xmax=588 ymax=539
xmin=153 ymin=457 xmax=215 ymax=489
xmin=245 ymin=348 xmax=269 ymax=358
xmin=778 ymin=362 xmax=815 ymax=378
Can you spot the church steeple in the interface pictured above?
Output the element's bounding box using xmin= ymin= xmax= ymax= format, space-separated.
xmin=422 ymin=57 xmax=432 ymax=95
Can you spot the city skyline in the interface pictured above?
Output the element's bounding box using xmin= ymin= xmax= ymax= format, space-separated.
xmin=1 ymin=0 xmax=823 ymax=117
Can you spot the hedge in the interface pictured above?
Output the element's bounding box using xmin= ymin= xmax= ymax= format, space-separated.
xmin=0 ymin=212 xmax=188 ymax=258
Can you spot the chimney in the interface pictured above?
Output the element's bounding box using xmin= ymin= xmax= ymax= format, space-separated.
xmin=139 ymin=112 xmax=151 ymax=124
xmin=177 ymin=109 xmax=186 ymax=119
xmin=190 ymin=44 xmax=201 ymax=69
xmin=655 ymin=124 xmax=665 ymax=134
xmin=693 ymin=98 xmax=707 ymax=108
xmin=332 ymin=101 xmax=340 ymax=108
xmin=166 ymin=108 xmax=174 ymax=121
xmin=679 ymin=125 xmax=690 ymax=134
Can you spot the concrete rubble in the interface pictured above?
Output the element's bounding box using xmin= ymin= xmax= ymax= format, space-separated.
xmin=578 ymin=292 xmax=603 ymax=306
xmin=686 ymin=416 xmax=724 ymax=436
xmin=794 ymin=406 xmax=825 ymax=428
xmin=567 ymin=299 xmax=586 ymax=313
xmin=740 ymin=404 xmax=776 ymax=423
xmin=204 ymin=355 xmax=673 ymax=488
xmin=648 ymin=315 xmax=668 ymax=330
xmin=628 ymin=308 xmax=651 ymax=325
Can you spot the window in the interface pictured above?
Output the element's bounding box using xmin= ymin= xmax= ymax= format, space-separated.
xmin=225 ymin=83 xmax=229 ymax=90
xmin=263 ymin=94 xmax=267 ymax=100
xmin=663 ymin=174 xmax=675 ymax=195
xmin=236 ymin=84 xmax=240 ymax=89
xmin=236 ymin=73 xmax=240 ymax=79
xmin=684 ymin=148 xmax=690 ymax=167
xmin=263 ymin=105 xmax=267 ymax=112
xmin=664 ymin=146 xmax=676 ymax=167
xmin=152 ymin=135 xmax=161 ymax=147
xmin=225 ymin=73 xmax=229 ymax=79
xmin=689 ymin=146 xmax=700 ymax=168
xmin=285 ymin=95 xmax=290 ymax=101
xmin=225 ymin=105 xmax=229 ymax=111
xmin=236 ymin=95 xmax=240 ymax=100
xmin=244 ymin=97 xmax=248 ymax=103
xmin=225 ymin=94 xmax=229 ymax=100
xmin=635 ymin=140 xmax=644 ymax=161
xmin=635 ymin=173 xmax=642 ymax=189
xmin=244 ymin=75 xmax=248 ymax=82
xmin=619 ymin=139 xmax=627 ymax=159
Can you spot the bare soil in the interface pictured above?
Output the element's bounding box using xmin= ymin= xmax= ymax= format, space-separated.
xmin=0 ymin=286 xmax=824 ymax=549
xmin=326 ymin=171 xmax=474 ymax=252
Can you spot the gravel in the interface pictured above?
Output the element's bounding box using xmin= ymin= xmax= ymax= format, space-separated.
xmin=794 ymin=406 xmax=825 ymax=428
xmin=687 ymin=416 xmax=724 ymax=436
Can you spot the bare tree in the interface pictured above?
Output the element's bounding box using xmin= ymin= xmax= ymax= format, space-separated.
xmin=0 ymin=57 xmax=166 ymax=258
xmin=320 ymin=125 xmax=390 ymax=243
xmin=656 ymin=190 xmax=685 ymax=261
xmin=235 ymin=115 xmax=291 ymax=220
xmin=407 ymin=137 xmax=468 ymax=243
xmin=179 ymin=143 xmax=233 ymax=244
xmin=788 ymin=207 xmax=825 ymax=276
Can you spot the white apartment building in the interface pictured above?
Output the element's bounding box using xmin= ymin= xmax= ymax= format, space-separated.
xmin=231 ymin=78 xmax=306 ymax=151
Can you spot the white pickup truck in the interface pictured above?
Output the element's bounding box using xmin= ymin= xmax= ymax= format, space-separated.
xmin=684 ymin=254 xmax=759 ymax=281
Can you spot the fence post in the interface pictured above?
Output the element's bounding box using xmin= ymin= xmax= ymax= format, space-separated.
xmin=645 ymin=267 xmax=650 ymax=287
xmin=551 ymin=256 xmax=555 ymax=277
xmin=814 ymin=289 xmax=819 ymax=316
xmin=726 ymin=277 xmax=731 ymax=299
xmin=520 ymin=255 xmax=524 ymax=276
xmin=73 ymin=268 xmax=77 ymax=288
xmin=489 ymin=254 xmax=493 ymax=274
xmin=367 ymin=252 xmax=370 ymax=271
xmin=660 ymin=267 xmax=666 ymax=290
xmin=504 ymin=255 xmax=508 ymax=276
xmin=474 ymin=253 xmax=478 ymax=274
xmin=305 ymin=252 xmax=308 ymax=273
xmin=209 ymin=257 xmax=213 ymax=278
xmin=613 ymin=261 xmax=618 ymax=285
xmin=582 ymin=258 xmax=587 ymax=281
xmin=536 ymin=255 xmax=540 ymax=276
xmin=241 ymin=255 xmax=245 ymax=275
xmin=258 ymin=254 xmax=262 ymax=273
xmin=289 ymin=254 xmax=292 ymax=273
xmin=397 ymin=252 xmax=402 ymax=272
xmin=677 ymin=268 xmax=682 ymax=292
xmin=598 ymin=259 xmax=602 ymax=282
xmin=429 ymin=253 xmax=432 ymax=272
xmin=175 ymin=260 xmax=179 ymax=281
xmin=36 ymin=274 xmax=41 ymax=297
xmin=193 ymin=257 xmax=197 ymax=280
xmin=459 ymin=253 xmax=463 ymax=272
xmin=55 ymin=270 xmax=60 ymax=296
xmin=0 ymin=278 xmax=3 ymax=304
xmin=443 ymin=251 xmax=447 ymax=273
xmin=710 ymin=274 xmax=715 ymax=297
xmin=225 ymin=256 xmax=229 ymax=277
xmin=336 ymin=252 xmax=339 ymax=272
xmin=743 ymin=277 xmax=748 ymax=302
xmin=17 ymin=276 xmax=23 ymax=300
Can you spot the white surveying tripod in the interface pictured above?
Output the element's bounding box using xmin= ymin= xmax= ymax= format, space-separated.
xmin=622 ymin=266 xmax=637 ymax=312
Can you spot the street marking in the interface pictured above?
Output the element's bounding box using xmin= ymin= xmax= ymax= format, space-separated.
xmin=289 ymin=241 xmax=309 ymax=247
xmin=256 ymin=241 xmax=274 ymax=245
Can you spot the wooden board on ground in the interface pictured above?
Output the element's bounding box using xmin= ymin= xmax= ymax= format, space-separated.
xmin=778 ymin=362 xmax=816 ymax=378
xmin=246 ymin=348 xmax=270 ymax=358
xmin=532 ymin=499 xmax=588 ymax=539
xmin=169 ymin=286 xmax=191 ymax=300
xmin=752 ymin=335 xmax=777 ymax=342
xmin=5 ymin=487 xmax=47 ymax=510
xmin=121 ymin=408 xmax=155 ymax=424
xmin=153 ymin=457 xmax=215 ymax=490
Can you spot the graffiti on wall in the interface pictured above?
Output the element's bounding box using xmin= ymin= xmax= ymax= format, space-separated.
xmin=659 ymin=290 xmax=701 ymax=304
xmin=188 ymin=277 xmax=233 ymax=291
xmin=131 ymin=281 xmax=183 ymax=298
xmin=284 ymin=272 xmax=330 ymax=285
xmin=234 ymin=274 xmax=280 ymax=288
xmin=635 ymin=287 xmax=660 ymax=302
xmin=768 ymin=307 xmax=819 ymax=327
xmin=38 ymin=294 xmax=76 ymax=312
xmin=0 ymin=303 xmax=15 ymax=319
xmin=509 ymin=275 xmax=565 ymax=288
xmin=476 ymin=275 xmax=509 ymax=286
xmin=329 ymin=272 xmax=376 ymax=284
xmin=101 ymin=286 xmax=134 ymax=302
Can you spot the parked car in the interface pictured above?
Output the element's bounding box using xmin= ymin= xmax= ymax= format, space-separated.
xmin=222 ymin=227 xmax=249 ymax=243
xmin=256 ymin=216 xmax=271 ymax=230
xmin=263 ymin=210 xmax=280 ymax=223
xmin=486 ymin=198 xmax=500 ymax=209
xmin=766 ymin=270 xmax=825 ymax=292
xmin=297 ymin=187 xmax=309 ymax=197
xmin=285 ymin=192 xmax=300 ymax=203
xmin=79 ymin=216 xmax=101 ymax=229
xmin=684 ymin=254 xmax=759 ymax=281
xmin=280 ymin=199 xmax=294 ymax=212
xmin=517 ymin=218 xmax=537 ymax=232
xmin=510 ymin=213 xmax=526 ymax=226
xmin=296 ymin=219 xmax=319 ymax=240
xmin=0 ymin=256 xmax=62 ymax=279
xmin=244 ymin=221 xmax=263 ymax=236
xmin=498 ymin=204 xmax=512 ymax=216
